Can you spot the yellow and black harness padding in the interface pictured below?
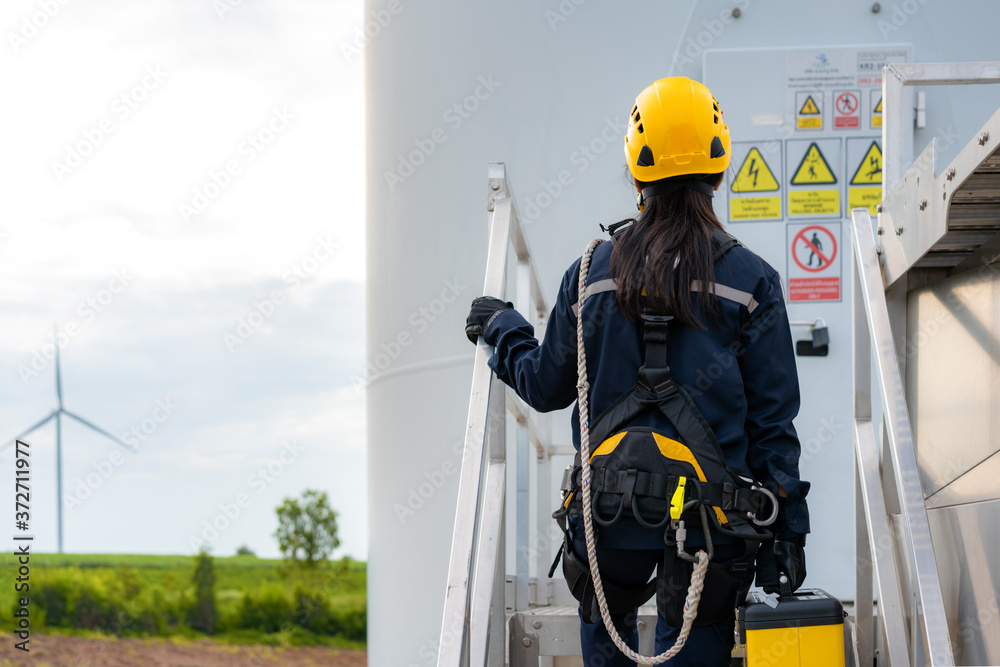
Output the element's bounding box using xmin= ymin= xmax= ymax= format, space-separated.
xmin=551 ymin=228 xmax=778 ymax=628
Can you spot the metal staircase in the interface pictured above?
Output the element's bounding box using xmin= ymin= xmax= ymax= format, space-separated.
xmin=851 ymin=62 xmax=1000 ymax=667
xmin=439 ymin=62 xmax=1000 ymax=667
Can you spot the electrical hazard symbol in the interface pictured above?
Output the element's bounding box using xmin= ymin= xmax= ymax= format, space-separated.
xmin=796 ymin=92 xmax=822 ymax=130
xmin=729 ymin=144 xmax=782 ymax=221
xmin=870 ymin=90 xmax=883 ymax=129
xmin=732 ymin=149 xmax=779 ymax=192
xmin=850 ymin=141 xmax=882 ymax=185
xmin=787 ymin=222 xmax=841 ymax=302
xmin=791 ymin=143 xmax=837 ymax=185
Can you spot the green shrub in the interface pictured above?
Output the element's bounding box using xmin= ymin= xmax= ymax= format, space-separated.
xmin=0 ymin=553 xmax=367 ymax=644
xmin=330 ymin=601 xmax=366 ymax=641
xmin=239 ymin=583 xmax=293 ymax=633
xmin=71 ymin=585 xmax=108 ymax=629
xmin=293 ymin=586 xmax=333 ymax=634
xmin=126 ymin=585 xmax=184 ymax=635
xmin=186 ymin=550 xmax=218 ymax=634
xmin=35 ymin=572 xmax=73 ymax=627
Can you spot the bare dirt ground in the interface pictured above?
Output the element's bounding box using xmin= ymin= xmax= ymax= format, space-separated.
xmin=2 ymin=633 xmax=366 ymax=667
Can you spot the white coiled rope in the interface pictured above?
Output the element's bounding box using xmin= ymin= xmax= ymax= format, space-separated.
xmin=576 ymin=238 xmax=709 ymax=664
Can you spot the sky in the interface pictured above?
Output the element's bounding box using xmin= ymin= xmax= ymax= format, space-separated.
xmin=0 ymin=0 xmax=367 ymax=559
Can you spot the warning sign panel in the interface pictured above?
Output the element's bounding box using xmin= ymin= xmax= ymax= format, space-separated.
xmin=850 ymin=141 xmax=882 ymax=185
xmin=791 ymin=143 xmax=837 ymax=185
xmin=787 ymin=139 xmax=841 ymax=218
xmin=870 ymin=90 xmax=883 ymax=128
xmin=834 ymin=90 xmax=860 ymax=129
xmin=787 ymin=222 xmax=841 ymax=302
xmin=847 ymin=138 xmax=882 ymax=214
xmin=729 ymin=142 xmax=782 ymax=221
xmin=796 ymin=92 xmax=823 ymax=130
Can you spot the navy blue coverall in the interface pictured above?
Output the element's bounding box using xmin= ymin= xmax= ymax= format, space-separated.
xmin=483 ymin=233 xmax=810 ymax=666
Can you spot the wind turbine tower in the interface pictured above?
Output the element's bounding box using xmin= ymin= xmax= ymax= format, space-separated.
xmin=2 ymin=327 xmax=134 ymax=552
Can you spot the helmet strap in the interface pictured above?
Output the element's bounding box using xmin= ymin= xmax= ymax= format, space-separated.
xmin=644 ymin=178 xmax=715 ymax=200
xmin=637 ymin=178 xmax=715 ymax=211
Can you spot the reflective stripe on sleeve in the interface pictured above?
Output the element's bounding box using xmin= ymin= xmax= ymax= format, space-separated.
xmin=691 ymin=280 xmax=759 ymax=313
xmin=571 ymin=278 xmax=618 ymax=315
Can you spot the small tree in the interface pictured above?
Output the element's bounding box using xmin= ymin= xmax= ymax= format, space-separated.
xmin=188 ymin=549 xmax=218 ymax=634
xmin=236 ymin=545 xmax=257 ymax=557
xmin=274 ymin=489 xmax=341 ymax=568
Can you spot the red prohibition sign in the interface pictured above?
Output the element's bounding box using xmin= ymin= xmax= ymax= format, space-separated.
xmin=836 ymin=91 xmax=859 ymax=115
xmin=793 ymin=225 xmax=837 ymax=272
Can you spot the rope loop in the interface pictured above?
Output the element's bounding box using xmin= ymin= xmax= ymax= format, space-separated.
xmin=576 ymin=238 xmax=707 ymax=664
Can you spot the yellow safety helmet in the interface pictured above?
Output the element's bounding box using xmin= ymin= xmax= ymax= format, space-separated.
xmin=624 ymin=77 xmax=731 ymax=186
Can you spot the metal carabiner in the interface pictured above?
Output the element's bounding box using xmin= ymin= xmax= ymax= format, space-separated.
xmin=747 ymin=485 xmax=779 ymax=526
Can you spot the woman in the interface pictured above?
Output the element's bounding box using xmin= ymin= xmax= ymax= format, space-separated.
xmin=465 ymin=77 xmax=809 ymax=667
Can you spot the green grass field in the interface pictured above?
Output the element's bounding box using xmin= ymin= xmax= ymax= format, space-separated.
xmin=1 ymin=552 xmax=366 ymax=647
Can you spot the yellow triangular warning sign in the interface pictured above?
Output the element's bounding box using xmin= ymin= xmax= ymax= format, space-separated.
xmin=731 ymin=148 xmax=780 ymax=193
xmin=873 ymin=97 xmax=882 ymax=113
xmin=799 ymin=95 xmax=820 ymax=115
xmin=851 ymin=141 xmax=882 ymax=185
xmin=791 ymin=143 xmax=837 ymax=185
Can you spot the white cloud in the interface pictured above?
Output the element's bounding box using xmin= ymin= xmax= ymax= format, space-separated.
xmin=0 ymin=0 xmax=367 ymax=558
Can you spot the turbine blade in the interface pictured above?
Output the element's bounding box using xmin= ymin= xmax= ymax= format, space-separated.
xmin=54 ymin=323 xmax=64 ymax=409
xmin=62 ymin=410 xmax=137 ymax=452
xmin=0 ymin=411 xmax=57 ymax=452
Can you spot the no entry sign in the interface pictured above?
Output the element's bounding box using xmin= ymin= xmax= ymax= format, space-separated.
xmin=787 ymin=222 xmax=841 ymax=302
xmin=834 ymin=90 xmax=860 ymax=129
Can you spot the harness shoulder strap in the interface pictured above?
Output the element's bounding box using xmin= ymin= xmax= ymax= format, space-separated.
xmin=710 ymin=227 xmax=742 ymax=263
xmin=636 ymin=229 xmax=739 ymax=381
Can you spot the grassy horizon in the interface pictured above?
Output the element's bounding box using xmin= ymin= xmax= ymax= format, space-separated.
xmin=2 ymin=552 xmax=366 ymax=647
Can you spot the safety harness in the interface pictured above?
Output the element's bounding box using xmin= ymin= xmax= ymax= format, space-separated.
xmin=550 ymin=225 xmax=778 ymax=663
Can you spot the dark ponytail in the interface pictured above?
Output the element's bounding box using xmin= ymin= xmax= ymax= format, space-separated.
xmin=609 ymin=174 xmax=725 ymax=328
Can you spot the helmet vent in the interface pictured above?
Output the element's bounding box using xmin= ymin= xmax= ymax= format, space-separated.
xmin=637 ymin=123 xmax=644 ymax=133
xmin=636 ymin=144 xmax=655 ymax=167
xmin=714 ymin=114 xmax=719 ymax=124
xmin=710 ymin=136 xmax=726 ymax=159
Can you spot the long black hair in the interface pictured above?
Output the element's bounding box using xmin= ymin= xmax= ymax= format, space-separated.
xmin=609 ymin=173 xmax=725 ymax=328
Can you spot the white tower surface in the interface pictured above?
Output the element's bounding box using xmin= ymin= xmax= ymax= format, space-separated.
xmin=365 ymin=2 xmax=1000 ymax=665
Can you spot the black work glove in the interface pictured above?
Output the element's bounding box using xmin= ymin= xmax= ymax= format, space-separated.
xmin=754 ymin=533 xmax=806 ymax=595
xmin=465 ymin=296 xmax=513 ymax=344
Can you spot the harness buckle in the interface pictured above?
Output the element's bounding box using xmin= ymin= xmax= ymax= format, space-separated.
xmin=722 ymin=482 xmax=734 ymax=510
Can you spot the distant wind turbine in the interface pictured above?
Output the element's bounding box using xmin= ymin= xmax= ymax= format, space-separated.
xmin=1 ymin=326 xmax=135 ymax=553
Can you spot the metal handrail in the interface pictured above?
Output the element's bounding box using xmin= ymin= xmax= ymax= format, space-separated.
xmin=851 ymin=207 xmax=955 ymax=666
xmin=850 ymin=61 xmax=1000 ymax=667
xmin=879 ymin=61 xmax=1000 ymax=286
xmin=437 ymin=163 xmax=549 ymax=667
xmin=882 ymin=62 xmax=1000 ymax=193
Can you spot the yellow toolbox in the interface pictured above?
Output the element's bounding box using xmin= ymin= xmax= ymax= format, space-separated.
xmin=737 ymin=588 xmax=845 ymax=667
